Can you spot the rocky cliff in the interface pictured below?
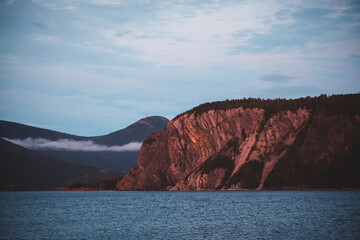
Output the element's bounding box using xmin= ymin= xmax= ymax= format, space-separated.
xmin=117 ymin=94 xmax=360 ymax=190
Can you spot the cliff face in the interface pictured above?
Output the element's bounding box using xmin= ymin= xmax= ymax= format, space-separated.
xmin=117 ymin=95 xmax=360 ymax=190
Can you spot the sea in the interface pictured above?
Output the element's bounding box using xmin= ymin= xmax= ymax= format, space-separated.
xmin=0 ymin=191 xmax=359 ymax=239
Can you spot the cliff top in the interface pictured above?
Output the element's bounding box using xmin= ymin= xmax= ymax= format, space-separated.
xmin=175 ymin=93 xmax=360 ymax=121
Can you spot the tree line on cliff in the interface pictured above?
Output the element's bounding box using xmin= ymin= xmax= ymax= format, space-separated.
xmin=175 ymin=93 xmax=360 ymax=121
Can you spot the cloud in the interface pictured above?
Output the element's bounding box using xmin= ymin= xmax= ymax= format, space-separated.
xmin=6 ymin=0 xmax=15 ymax=5
xmin=115 ymin=30 xmax=131 ymax=37
xmin=274 ymin=9 xmax=293 ymax=20
xmin=258 ymin=86 xmax=325 ymax=99
xmin=3 ymin=138 xmax=142 ymax=152
xmin=260 ymin=73 xmax=297 ymax=82
xmin=1 ymin=0 xmax=359 ymax=137
xmin=33 ymin=22 xmax=48 ymax=29
xmin=89 ymin=0 xmax=124 ymax=6
xmin=32 ymin=35 xmax=61 ymax=43
xmin=0 ymin=88 xmax=177 ymax=136
xmin=101 ymin=1 xmax=288 ymax=65
xmin=32 ymin=1 xmax=77 ymax=11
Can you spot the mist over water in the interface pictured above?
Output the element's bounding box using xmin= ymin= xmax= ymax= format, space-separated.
xmin=1 ymin=191 xmax=359 ymax=239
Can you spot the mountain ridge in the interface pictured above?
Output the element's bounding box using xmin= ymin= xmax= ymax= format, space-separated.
xmin=0 ymin=116 xmax=169 ymax=145
xmin=0 ymin=116 xmax=169 ymax=173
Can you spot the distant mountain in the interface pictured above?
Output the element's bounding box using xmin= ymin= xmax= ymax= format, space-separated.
xmin=89 ymin=116 xmax=170 ymax=146
xmin=0 ymin=116 xmax=169 ymax=145
xmin=0 ymin=138 xmax=119 ymax=191
xmin=0 ymin=120 xmax=83 ymax=141
xmin=0 ymin=116 xmax=169 ymax=173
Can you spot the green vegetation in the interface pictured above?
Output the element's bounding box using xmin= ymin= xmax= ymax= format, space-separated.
xmin=199 ymin=138 xmax=239 ymax=174
xmin=175 ymin=93 xmax=360 ymax=120
xmin=262 ymin=120 xmax=310 ymax=189
xmin=319 ymin=140 xmax=360 ymax=188
xmin=0 ymin=138 xmax=119 ymax=191
xmin=241 ymin=128 xmax=247 ymax=140
xmin=226 ymin=160 xmax=264 ymax=189
xmin=143 ymin=135 xmax=157 ymax=145
xmin=200 ymin=155 xmax=234 ymax=175
xmin=222 ymin=137 xmax=240 ymax=154
xmin=196 ymin=138 xmax=240 ymax=189
xmin=263 ymin=117 xmax=360 ymax=189
xmin=67 ymin=176 xmax=123 ymax=190
xmin=198 ymin=154 xmax=234 ymax=190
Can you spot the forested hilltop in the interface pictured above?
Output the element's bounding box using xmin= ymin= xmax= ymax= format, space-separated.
xmin=176 ymin=93 xmax=360 ymax=120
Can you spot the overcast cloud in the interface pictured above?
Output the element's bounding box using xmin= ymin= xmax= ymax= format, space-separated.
xmin=260 ymin=74 xmax=297 ymax=83
xmin=0 ymin=0 xmax=359 ymax=136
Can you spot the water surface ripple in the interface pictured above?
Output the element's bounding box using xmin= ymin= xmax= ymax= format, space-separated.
xmin=1 ymin=191 xmax=359 ymax=239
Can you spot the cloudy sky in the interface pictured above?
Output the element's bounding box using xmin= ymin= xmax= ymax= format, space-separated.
xmin=0 ymin=0 xmax=359 ymax=136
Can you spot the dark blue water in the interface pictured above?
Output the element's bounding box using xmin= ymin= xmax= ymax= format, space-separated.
xmin=0 ymin=191 xmax=359 ymax=239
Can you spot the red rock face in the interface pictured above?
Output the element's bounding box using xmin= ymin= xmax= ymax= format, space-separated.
xmin=117 ymin=103 xmax=360 ymax=191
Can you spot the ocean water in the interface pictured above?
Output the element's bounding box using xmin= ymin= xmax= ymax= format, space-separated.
xmin=0 ymin=191 xmax=359 ymax=239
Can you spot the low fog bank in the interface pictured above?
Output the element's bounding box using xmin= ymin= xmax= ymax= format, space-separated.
xmin=3 ymin=137 xmax=142 ymax=152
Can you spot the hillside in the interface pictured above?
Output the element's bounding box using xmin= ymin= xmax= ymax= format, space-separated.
xmin=0 ymin=120 xmax=82 ymax=141
xmin=90 ymin=116 xmax=170 ymax=146
xmin=0 ymin=138 xmax=119 ymax=191
xmin=117 ymin=94 xmax=360 ymax=190
xmin=67 ymin=176 xmax=123 ymax=191
xmin=0 ymin=116 xmax=169 ymax=172
xmin=0 ymin=116 xmax=169 ymax=146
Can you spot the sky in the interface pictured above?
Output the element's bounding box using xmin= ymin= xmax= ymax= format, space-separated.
xmin=0 ymin=0 xmax=359 ymax=136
